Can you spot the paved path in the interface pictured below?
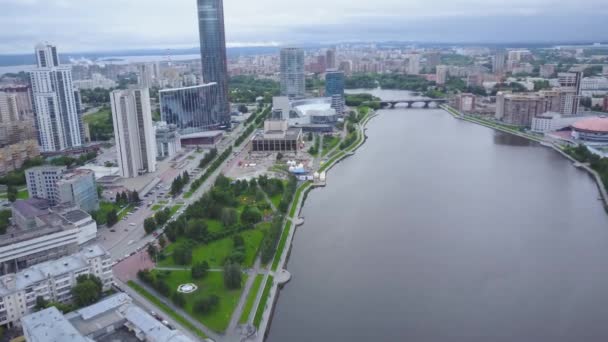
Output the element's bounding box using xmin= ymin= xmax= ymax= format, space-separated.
xmin=225 ymin=260 xmax=263 ymax=338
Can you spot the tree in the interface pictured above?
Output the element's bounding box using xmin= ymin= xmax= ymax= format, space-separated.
xmin=147 ymin=244 xmax=158 ymax=259
xmin=233 ymin=234 xmax=245 ymax=249
xmin=144 ymin=217 xmax=156 ymax=234
xmin=35 ymin=296 xmax=49 ymax=310
xmin=130 ymin=190 xmax=140 ymax=203
xmin=220 ymin=207 xmax=238 ymax=227
xmin=192 ymin=261 xmax=209 ymax=279
xmin=240 ymin=206 xmax=262 ymax=225
xmin=276 ymin=152 xmax=284 ymax=161
xmin=106 ymin=209 xmax=118 ymax=227
xmin=194 ymin=295 xmax=220 ymax=314
xmin=173 ymin=243 xmax=193 ymax=265
xmin=223 ymin=263 xmax=242 ymax=289
xmin=158 ymin=235 xmax=167 ymax=249
xmin=72 ymin=275 xmax=102 ymax=307
xmin=172 ymin=292 xmax=186 ymax=308
xmin=186 ymin=219 xmax=208 ymax=241
xmin=7 ymin=185 xmax=17 ymax=202
xmin=238 ymin=104 xmax=248 ymax=113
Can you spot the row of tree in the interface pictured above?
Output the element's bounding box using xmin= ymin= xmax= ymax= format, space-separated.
xmin=144 ymin=207 xmax=172 ymax=234
xmin=199 ymin=148 xmax=218 ymax=169
xmin=189 ymin=147 xmax=233 ymax=194
xmin=115 ymin=190 xmax=140 ymax=206
xmin=170 ymin=171 xmax=190 ymax=196
xmin=565 ymin=144 xmax=608 ymax=192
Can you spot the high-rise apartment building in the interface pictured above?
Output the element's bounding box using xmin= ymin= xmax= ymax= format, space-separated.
xmin=159 ymin=83 xmax=220 ymax=134
xmin=408 ymin=54 xmax=420 ymax=75
xmin=325 ymin=70 xmax=345 ymax=115
xmin=25 ymin=166 xmax=99 ymax=212
xmin=30 ymin=43 xmax=83 ymax=152
xmin=495 ymin=92 xmax=548 ymax=127
xmin=197 ymin=0 xmax=230 ymax=121
xmin=493 ymin=52 xmax=506 ymax=74
xmin=558 ymin=71 xmax=583 ymax=115
xmin=436 ymin=65 xmax=448 ymax=85
xmin=110 ymin=88 xmax=156 ymax=178
xmin=137 ymin=64 xmax=154 ymax=88
xmin=0 ymin=90 xmax=39 ymax=176
xmin=280 ymin=48 xmax=305 ymax=98
xmin=326 ymin=48 xmax=337 ymax=70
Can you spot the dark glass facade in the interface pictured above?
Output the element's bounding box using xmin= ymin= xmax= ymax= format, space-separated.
xmin=159 ymin=84 xmax=221 ymax=134
xmin=325 ymin=70 xmax=345 ymax=98
xmin=197 ymin=0 xmax=230 ymax=121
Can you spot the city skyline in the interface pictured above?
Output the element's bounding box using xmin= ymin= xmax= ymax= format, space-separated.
xmin=0 ymin=0 xmax=607 ymax=54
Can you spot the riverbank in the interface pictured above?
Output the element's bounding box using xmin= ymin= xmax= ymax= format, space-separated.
xmin=441 ymin=104 xmax=608 ymax=211
xmin=251 ymin=110 xmax=378 ymax=341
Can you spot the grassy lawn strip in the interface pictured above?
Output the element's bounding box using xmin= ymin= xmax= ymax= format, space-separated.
xmin=253 ymin=275 xmax=274 ymax=329
xmin=239 ymin=274 xmax=264 ymax=324
xmin=127 ymin=280 xmax=208 ymax=339
xmin=154 ymin=270 xmax=246 ymax=333
xmin=151 ymin=204 xmax=163 ymax=211
xmin=321 ymin=135 xmax=341 ymax=157
xmin=169 ymin=204 xmax=183 ymax=216
xmin=289 ymin=182 xmax=310 ymax=218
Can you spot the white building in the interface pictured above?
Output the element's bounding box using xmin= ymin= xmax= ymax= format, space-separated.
xmin=407 ymin=54 xmax=421 ymax=75
xmin=30 ymin=43 xmax=83 ymax=152
xmin=155 ymin=122 xmax=182 ymax=160
xmin=280 ymin=48 xmax=305 ymax=98
xmin=137 ymin=64 xmax=154 ymax=88
xmin=73 ymin=73 xmax=117 ymax=90
xmin=110 ymin=88 xmax=156 ymax=178
xmin=22 ymin=293 xmax=193 ymax=342
xmin=531 ymin=112 xmax=590 ymax=133
xmin=272 ymin=96 xmax=291 ymax=121
xmin=0 ymin=245 xmax=112 ymax=328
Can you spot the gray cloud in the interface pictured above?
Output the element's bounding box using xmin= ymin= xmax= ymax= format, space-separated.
xmin=0 ymin=0 xmax=607 ymax=53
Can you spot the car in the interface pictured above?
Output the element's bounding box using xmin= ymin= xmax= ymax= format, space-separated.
xmin=152 ymin=232 xmax=158 ymax=237
xmin=124 ymin=254 xmax=129 ymax=259
xmin=129 ymin=223 xmax=136 ymax=227
xmin=124 ymin=228 xmax=128 ymax=232
xmin=128 ymin=240 xmax=134 ymax=245
xmin=161 ymin=320 xmax=169 ymax=326
xmin=110 ymin=229 xmax=116 ymax=232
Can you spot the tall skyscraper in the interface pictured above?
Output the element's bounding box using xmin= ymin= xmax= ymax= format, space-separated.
xmin=159 ymin=83 xmax=221 ymax=134
xmin=493 ymin=51 xmax=506 ymax=74
xmin=558 ymin=70 xmax=583 ymax=115
xmin=436 ymin=65 xmax=448 ymax=85
xmin=326 ymin=70 xmax=345 ymax=115
xmin=326 ymin=48 xmax=337 ymax=70
xmin=137 ymin=64 xmax=154 ymax=88
xmin=110 ymin=88 xmax=156 ymax=178
xmin=408 ymin=54 xmax=420 ymax=75
xmin=280 ymin=48 xmax=305 ymax=98
xmin=30 ymin=43 xmax=83 ymax=152
xmin=197 ymin=0 xmax=230 ymax=121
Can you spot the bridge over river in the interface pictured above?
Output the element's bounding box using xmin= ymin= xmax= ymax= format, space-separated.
xmin=380 ymin=98 xmax=448 ymax=109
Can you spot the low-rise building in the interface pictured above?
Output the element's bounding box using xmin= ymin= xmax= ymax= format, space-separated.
xmin=22 ymin=293 xmax=193 ymax=342
xmin=0 ymin=245 xmax=112 ymax=328
xmin=531 ymin=112 xmax=590 ymax=133
xmin=252 ymin=120 xmax=302 ymax=153
xmin=155 ymin=122 xmax=182 ymax=160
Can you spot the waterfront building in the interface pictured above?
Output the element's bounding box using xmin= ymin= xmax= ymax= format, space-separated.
xmin=558 ymin=71 xmax=583 ymax=114
xmin=540 ymin=64 xmax=556 ymax=78
xmin=197 ymin=0 xmax=230 ymax=121
xmin=30 ymin=43 xmax=83 ymax=152
xmin=22 ymin=293 xmax=193 ymax=342
xmin=455 ymin=93 xmax=476 ymax=113
xmin=436 ymin=65 xmax=448 ymax=85
xmin=531 ymin=112 xmax=592 ymax=133
xmin=408 ymin=54 xmax=421 ymax=75
xmin=155 ymin=121 xmax=182 ymax=160
xmin=110 ymin=88 xmax=156 ymax=178
xmin=280 ymin=48 xmax=305 ymax=98
xmin=0 ymin=245 xmax=112 ymax=328
xmin=493 ymin=51 xmax=506 ymax=74
xmin=26 ymin=166 xmax=99 ymax=212
xmin=495 ymin=92 xmax=548 ymax=127
xmin=325 ymin=70 xmax=345 ymax=114
xmin=326 ymin=48 xmax=337 ymax=70
xmin=252 ymin=119 xmax=302 ymax=153
xmin=571 ymin=117 xmax=608 ymax=143
xmin=159 ymin=83 xmax=221 ymax=135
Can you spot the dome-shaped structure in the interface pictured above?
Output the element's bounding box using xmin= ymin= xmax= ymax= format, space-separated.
xmin=572 ymin=117 xmax=608 ymax=142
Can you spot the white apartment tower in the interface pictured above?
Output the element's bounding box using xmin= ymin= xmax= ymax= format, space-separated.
xmin=30 ymin=43 xmax=83 ymax=152
xmin=280 ymin=48 xmax=305 ymax=98
xmin=408 ymin=54 xmax=421 ymax=75
xmin=110 ymin=88 xmax=156 ymax=178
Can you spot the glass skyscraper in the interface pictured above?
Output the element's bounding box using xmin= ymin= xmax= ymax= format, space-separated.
xmin=325 ymin=70 xmax=345 ymax=98
xmin=197 ymin=0 xmax=230 ymax=121
xmin=280 ymin=48 xmax=305 ymax=98
xmin=159 ymin=83 xmax=221 ymax=135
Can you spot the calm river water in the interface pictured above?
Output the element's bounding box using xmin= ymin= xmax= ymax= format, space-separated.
xmin=267 ymin=90 xmax=608 ymax=342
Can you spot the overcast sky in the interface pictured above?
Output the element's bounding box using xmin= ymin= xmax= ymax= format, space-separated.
xmin=1 ymin=0 xmax=607 ymax=54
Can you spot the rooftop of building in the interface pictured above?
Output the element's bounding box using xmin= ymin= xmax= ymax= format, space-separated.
xmin=572 ymin=116 xmax=608 ymax=133
xmin=124 ymin=305 xmax=192 ymax=342
xmin=180 ymin=130 xmax=224 ymax=139
xmin=62 ymin=209 xmax=91 ymax=223
xmin=25 ymin=165 xmax=66 ymax=173
xmin=159 ymin=82 xmax=217 ymax=93
xmin=57 ymin=169 xmax=95 ymax=183
xmin=21 ymin=307 xmax=90 ymax=342
xmin=12 ymin=198 xmax=50 ymax=218
xmin=255 ymin=127 xmax=302 ymax=141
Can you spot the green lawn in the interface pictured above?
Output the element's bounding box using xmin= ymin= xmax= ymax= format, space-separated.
xmin=239 ymin=274 xmax=264 ymax=324
xmin=253 ymin=275 xmax=274 ymax=328
xmin=153 ymin=270 xmax=246 ymax=333
xmin=127 ymin=281 xmax=208 ymax=339
xmin=160 ymin=228 xmax=265 ymax=268
xmin=207 ymin=219 xmax=224 ymax=234
xmin=187 ymin=156 xmax=196 ymax=160
xmin=151 ymin=204 xmax=163 ymax=211
xmin=269 ymin=193 xmax=282 ymax=209
xmin=169 ymin=205 xmax=183 ymax=217
xmin=321 ymin=135 xmax=341 ymax=157
xmin=0 ymin=189 xmax=29 ymax=200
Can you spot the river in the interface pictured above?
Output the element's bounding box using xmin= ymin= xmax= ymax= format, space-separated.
xmin=267 ymin=90 xmax=608 ymax=342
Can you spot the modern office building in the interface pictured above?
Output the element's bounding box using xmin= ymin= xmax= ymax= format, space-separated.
xmin=280 ymin=48 xmax=305 ymax=98
xmin=272 ymin=96 xmax=291 ymax=121
xmin=197 ymin=0 xmax=230 ymax=121
xmin=436 ymin=65 xmax=448 ymax=85
xmin=326 ymin=48 xmax=337 ymax=70
xmin=408 ymin=54 xmax=421 ymax=75
xmin=110 ymin=88 xmax=156 ymax=178
xmin=159 ymin=83 xmax=221 ymax=134
xmin=73 ymin=73 xmax=117 ymax=90
xmin=22 ymin=293 xmax=194 ymax=342
xmin=155 ymin=121 xmax=182 ymax=160
xmin=30 ymin=43 xmax=83 ymax=152
xmin=325 ymin=70 xmax=345 ymax=114
xmin=493 ymin=51 xmax=506 ymax=74
xmin=0 ymin=245 xmax=112 ymax=328
xmin=25 ymin=166 xmax=99 ymax=212
xmin=495 ymin=92 xmax=548 ymax=127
